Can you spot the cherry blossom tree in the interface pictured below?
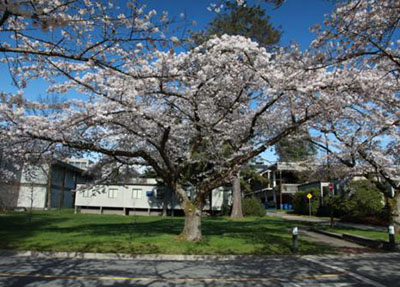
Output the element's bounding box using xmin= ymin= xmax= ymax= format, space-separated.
xmin=310 ymin=67 xmax=400 ymax=231
xmin=1 ymin=31 xmax=339 ymax=240
xmin=310 ymin=0 xmax=400 ymax=231
xmin=0 ymin=0 xmax=184 ymax=204
xmin=1 ymin=0 xmax=359 ymax=241
xmin=0 ymin=0 xmax=182 ymax=93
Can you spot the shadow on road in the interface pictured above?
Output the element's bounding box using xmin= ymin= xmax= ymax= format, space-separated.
xmin=0 ymin=254 xmax=380 ymax=287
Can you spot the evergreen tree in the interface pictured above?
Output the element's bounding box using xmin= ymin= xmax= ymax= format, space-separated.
xmin=275 ymin=129 xmax=317 ymax=162
xmin=192 ymin=1 xmax=281 ymax=48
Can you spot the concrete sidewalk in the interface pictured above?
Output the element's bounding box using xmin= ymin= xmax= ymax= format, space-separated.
xmin=267 ymin=211 xmax=386 ymax=232
xmin=299 ymin=229 xmax=370 ymax=250
xmin=0 ymin=250 xmax=257 ymax=262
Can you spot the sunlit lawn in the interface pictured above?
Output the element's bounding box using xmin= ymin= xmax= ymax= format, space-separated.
xmin=0 ymin=209 xmax=334 ymax=255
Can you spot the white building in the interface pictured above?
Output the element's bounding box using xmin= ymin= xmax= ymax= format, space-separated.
xmin=65 ymin=158 xmax=93 ymax=171
xmin=0 ymin=160 xmax=88 ymax=210
xmin=75 ymin=178 xmax=230 ymax=216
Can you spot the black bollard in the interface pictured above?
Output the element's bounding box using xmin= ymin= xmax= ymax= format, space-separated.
xmin=388 ymin=225 xmax=396 ymax=251
xmin=292 ymin=227 xmax=298 ymax=253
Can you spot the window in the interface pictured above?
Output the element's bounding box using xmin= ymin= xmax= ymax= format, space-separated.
xmin=156 ymin=188 xmax=165 ymax=200
xmin=132 ymin=188 xmax=142 ymax=199
xmin=82 ymin=190 xmax=90 ymax=198
xmin=108 ymin=188 xmax=118 ymax=198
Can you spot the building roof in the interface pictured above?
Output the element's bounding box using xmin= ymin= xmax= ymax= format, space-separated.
xmin=52 ymin=160 xmax=86 ymax=174
xmin=264 ymin=161 xmax=315 ymax=172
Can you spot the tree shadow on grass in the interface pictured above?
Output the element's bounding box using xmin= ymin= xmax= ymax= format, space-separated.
xmin=38 ymin=216 xmax=293 ymax=239
xmin=0 ymin=212 xmax=333 ymax=255
xmin=0 ymin=211 xmax=70 ymax=250
xmin=42 ymin=218 xmax=185 ymax=237
xmin=202 ymin=218 xmax=334 ymax=254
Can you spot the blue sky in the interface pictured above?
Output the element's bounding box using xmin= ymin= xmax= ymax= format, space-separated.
xmin=0 ymin=0 xmax=336 ymax=163
xmin=146 ymin=0 xmax=334 ymax=48
xmin=1 ymin=0 xmax=335 ymax=96
xmin=0 ymin=0 xmax=334 ymax=91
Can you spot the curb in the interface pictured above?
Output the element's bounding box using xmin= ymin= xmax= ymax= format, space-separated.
xmin=342 ymin=233 xmax=386 ymax=249
xmin=309 ymin=228 xmax=400 ymax=252
xmin=0 ymin=250 xmax=293 ymax=261
xmin=1 ymin=250 xmax=399 ymax=262
xmin=309 ymin=227 xmax=343 ymax=240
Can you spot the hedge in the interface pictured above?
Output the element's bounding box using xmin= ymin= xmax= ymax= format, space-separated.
xmin=292 ymin=188 xmax=320 ymax=215
xmin=242 ymin=196 xmax=265 ymax=217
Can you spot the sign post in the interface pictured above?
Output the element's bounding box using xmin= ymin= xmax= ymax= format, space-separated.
xmin=307 ymin=193 xmax=312 ymax=216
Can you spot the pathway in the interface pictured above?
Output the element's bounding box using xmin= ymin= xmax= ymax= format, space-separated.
xmin=267 ymin=211 xmax=386 ymax=231
xmin=299 ymin=229 xmax=369 ymax=250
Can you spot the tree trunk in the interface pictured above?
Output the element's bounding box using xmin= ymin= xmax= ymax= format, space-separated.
xmin=230 ymin=172 xmax=243 ymax=219
xmin=180 ymin=201 xmax=203 ymax=241
xmin=391 ymin=191 xmax=400 ymax=234
xmin=173 ymin=183 xmax=203 ymax=241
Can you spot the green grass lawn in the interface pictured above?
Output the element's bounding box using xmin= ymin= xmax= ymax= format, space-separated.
xmin=0 ymin=209 xmax=334 ymax=255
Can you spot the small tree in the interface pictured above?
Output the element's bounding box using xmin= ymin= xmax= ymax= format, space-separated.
xmin=292 ymin=188 xmax=320 ymax=215
xmin=242 ymin=196 xmax=265 ymax=217
xmin=336 ymin=180 xmax=385 ymax=221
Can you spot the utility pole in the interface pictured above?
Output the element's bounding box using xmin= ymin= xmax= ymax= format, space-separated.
xmin=329 ymin=182 xmax=334 ymax=227
xmin=279 ymin=170 xmax=283 ymax=210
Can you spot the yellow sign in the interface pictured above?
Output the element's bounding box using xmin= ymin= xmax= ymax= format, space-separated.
xmin=307 ymin=193 xmax=312 ymax=200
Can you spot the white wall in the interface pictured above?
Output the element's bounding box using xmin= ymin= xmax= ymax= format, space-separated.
xmin=20 ymin=165 xmax=49 ymax=185
xmin=75 ymin=183 xmax=227 ymax=211
xmin=17 ymin=185 xmax=47 ymax=208
xmin=75 ymin=184 xmax=168 ymax=209
xmin=9 ymin=164 xmax=49 ymax=209
xmin=205 ymin=187 xmax=226 ymax=211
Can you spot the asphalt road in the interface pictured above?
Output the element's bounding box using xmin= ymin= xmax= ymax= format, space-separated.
xmin=0 ymin=253 xmax=399 ymax=287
